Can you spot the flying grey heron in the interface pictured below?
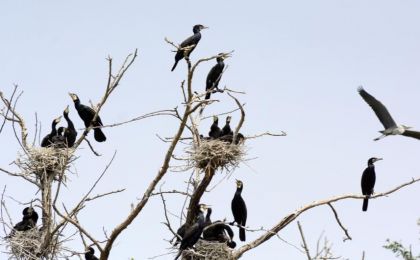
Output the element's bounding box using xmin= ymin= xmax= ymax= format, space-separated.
xmin=358 ymin=86 xmax=420 ymax=141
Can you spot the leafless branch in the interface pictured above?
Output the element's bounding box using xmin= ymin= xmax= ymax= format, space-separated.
xmin=232 ymin=176 xmax=420 ymax=258
xmin=327 ymin=203 xmax=352 ymax=242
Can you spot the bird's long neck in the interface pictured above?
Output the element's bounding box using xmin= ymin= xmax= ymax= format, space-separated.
xmin=236 ymin=186 xmax=243 ymax=195
xmin=64 ymin=112 xmax=75 ymax=128
xmin=73 ymin=99 xmax=81 ymax=109
xmin=52 ymin=121 xmax=58 ymax=134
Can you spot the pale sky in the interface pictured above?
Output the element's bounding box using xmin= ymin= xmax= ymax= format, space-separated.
xmin=1 ymin=1 xmax=420 ymax=259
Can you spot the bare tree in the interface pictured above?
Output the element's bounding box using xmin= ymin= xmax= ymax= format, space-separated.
xmin=0 ymin=41 xmax=419 ymax=260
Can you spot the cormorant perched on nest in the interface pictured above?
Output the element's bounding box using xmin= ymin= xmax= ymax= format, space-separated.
xmin=231 ymin=179 xmax=247 ymax=241
xmin=63 ymin=105 xmax=77 ymax=147
xmin=203 ymin=208 xmax=236 ymax=248
xmin=171 ymin=24 xmax=208 ymax=72
xmin=69 ymin=93 xmax=106 ymax=142
xmin=361 ymin=157 xmax=382 ymax=211
xmin=221 ymin=116 xmax=233 ymax=137
xmin=209 ymin=116 xmax=221 ymax=139
xmin=205 ymin=56 xmax=225 ymax=100
xmin=6 ymin=207 xmax=39 ymax=238
xmin=41 ymin=116 xmax=62 ymax=147
xmin=85 ymin=247 xmax=99 ymax=260
xmin=175 ymin=204 xmax=208 ymax=260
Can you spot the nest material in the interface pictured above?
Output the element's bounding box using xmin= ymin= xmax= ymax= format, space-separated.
xmin=182 ymin=240 xmax=234 ymax=260
xmin=6 ymin=228 xmax=42 ymax=260
xmin=187 ymin=139 xmax=246 ymax=171
xmin=15 ymin=147 xmax=75 ymax=179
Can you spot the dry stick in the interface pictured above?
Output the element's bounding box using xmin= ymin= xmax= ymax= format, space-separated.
xmin=297 ymin=221 xmax=312 ymax=260
xmin=227 ymin=92 xmax=245 ymax=145
xmin=0 ymin=85 xmax=18 ymax=134
xmin=327 ymin=203 xmax=351 ymax=242
xmin=232 ymin=176 xmax=420 ymax=259
xmin=159 ymin=191 xmax=178 ymax=237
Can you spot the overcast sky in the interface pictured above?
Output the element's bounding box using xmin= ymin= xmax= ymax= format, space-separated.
xmin=1 ymin=1 xmax=420 ymax=259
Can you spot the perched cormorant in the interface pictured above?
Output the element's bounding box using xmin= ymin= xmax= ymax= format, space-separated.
xmin=175 ymin=204 xmax=208 ymax=260
xmin=358 ymin=87 xmax=420 ymax=141
xmin=231 ymin=179 xmax=247 ymax=242
xmin=205 ymin=56 xmax=225 ymax=99
xmin=41 ymin=116 xmax=62 ymax=147
xmin=361 ymin=157 xmax=382 ymax=211
xmin=7 ymin=207 xmax=39 ymax=238
xmin=208 ymin=116 xmax=221 ymax=139
xmin=221 ymin=116 xmax=233 ymax=137
xmin=85 ymin=247 xmax=99 ymax=260
xmin=63 ymin=105 xmax=77 ymax=147
xmin=171 ymin=24 xmax=208 ymax=72
xmin=69 ymin=93 xmax=106 ymax=142
xmin=202 ymin=208 xmax=236 ymax=248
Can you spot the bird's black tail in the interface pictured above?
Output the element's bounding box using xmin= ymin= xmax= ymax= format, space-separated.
xmin=171 ymin=61 xmax=179 ymax=71
xmin=94 ymin=128 xmax=106 ymax=142
xmin=362 ymin=198 xmax=369 ymax=211
xmin=239 ymin=226 xmax=246 ymax=241
xmin=205 ymin=92 xmax=211 ymax=100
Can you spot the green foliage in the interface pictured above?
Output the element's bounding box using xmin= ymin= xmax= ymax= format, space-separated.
xmin=383 ymin=220 xmax=420 ymax=260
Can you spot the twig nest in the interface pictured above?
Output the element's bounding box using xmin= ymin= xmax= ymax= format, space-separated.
xmin=181 ymin=240 xmax=234 ymax=260
xmin=187 ymin=139 xmax=246 ymax=171
xmin=6 ymin=228 xmax=42 ymax=260
xmin=16 ymin=147 xmax=75 ymax=179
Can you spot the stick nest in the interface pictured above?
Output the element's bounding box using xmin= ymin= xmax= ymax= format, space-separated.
xmin=15 ymin=147 xmax=75 ymax=180
xmin=5 ymin=228 xmax=41 ymax=259
xmin=186 ymin=139 xmax=246 ymax=172
xmin=181 ymin=240 xmax=234 ymax=260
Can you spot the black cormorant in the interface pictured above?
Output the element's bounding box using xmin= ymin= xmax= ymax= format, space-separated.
xmin=171 ymin=24 xmax=208 ymax=72
xmin=221 ymin=116 xmax=233 ymax=137
xmin=41 ymin=116 xmax=62 ymax=147
xmin=202 ymin=208 xmax=236 ymax=248
xmin=231 ymin=179 xmax=247 ymax=241
xmin=85 ymin=247 xmax=99 ymax=260
xmin=358 ymin=87 xmax=420 ymax=140
xmin=7 ymin=207 xmax=39 ymax=238
xmin=361 ymin=157 xmax=382 ymax=211
xmin=175 ymin=204 xmax=208 ymax=260
xmin=69 ymin=93 xmax=106 ymax=142
xmin=208 ymin=116 xmax=221 ymax=139
xmin=205 ymin=56 xmax=225 ymax=99
xmin=63 ymin=105 xmax=77 ymax=147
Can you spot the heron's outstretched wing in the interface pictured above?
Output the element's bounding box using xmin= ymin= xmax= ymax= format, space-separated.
xmin=402 ymin=130 xmax=420 ymax=140
xmin=358 ymin=87 xmax=397 ymax=129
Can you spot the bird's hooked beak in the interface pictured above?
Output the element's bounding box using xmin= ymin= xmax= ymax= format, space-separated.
xmin=201 ymin=25 xmax=209 ymax=30
xmin=54 ymin=116 xmax=62 ymax=123
xmin=374 ymin=157 xmax=383 ymax=163
xmin=68 ymin=92 xmax=77 ymax=101
xmin=64 ymin=105 xmax=69 ymax=114
xmin=402 ymin=125 xmax=412 ymax=130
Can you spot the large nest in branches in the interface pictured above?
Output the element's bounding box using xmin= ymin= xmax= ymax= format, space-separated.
xmin=186 ymin=139 xmax=246 ymax=172
xmin=181 ymin=240 xmax=234 ymax=260
xmin=6 ymin=228 xmax=42 ymax=259
xmin=5 ymin=228 xmax=64 ymax=260
xmin=15 ymin=147 xmax=75 ymax=179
